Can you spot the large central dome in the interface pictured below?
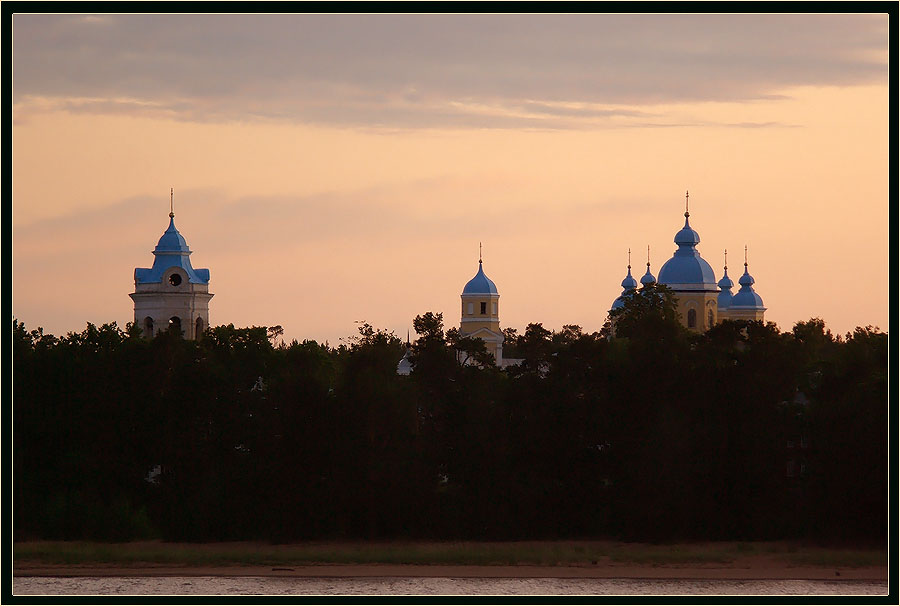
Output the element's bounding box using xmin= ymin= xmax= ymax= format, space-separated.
xmin=657 ymin=210 xmax=718 ymax=291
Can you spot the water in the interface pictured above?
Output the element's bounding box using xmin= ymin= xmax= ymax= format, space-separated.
xmin=13 ymin=576 xmax=889 ymax=596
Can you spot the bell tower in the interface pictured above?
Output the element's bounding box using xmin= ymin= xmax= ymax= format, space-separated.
xmin=129 ymin=190 xmax=213 ymax=339
xmin=460 ymin=244 xmax=503 ymax=365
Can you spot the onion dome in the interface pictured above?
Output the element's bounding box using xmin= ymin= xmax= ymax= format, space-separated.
xmin=730 ymin=249 xmax=765 ymax=310
xmin=640 ymin=246 xmax=655 ymax=286
xmin=657 ymin=191 xmax=718 ymax=291
xmin=135 ymin=210 xmax=210 ymax=285
xmin=717 ymin=250 xmax=734 ymax=310
xmin=611 ymin=254 xmax=638 ymax=311
xmin=462 ymin=259 xmax=498 ymax=295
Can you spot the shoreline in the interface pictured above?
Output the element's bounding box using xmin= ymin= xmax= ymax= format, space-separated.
xmin=14 ymin=562 xmax=888 ymax=581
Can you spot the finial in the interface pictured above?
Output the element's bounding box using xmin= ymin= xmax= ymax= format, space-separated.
xmin=627 ymin=247 xmax=631 ymax=269
xmin=744 ymin=245 xmax=748 ymax=267
xmin=685 ymin=189 xmax=690 ymax=217
xmin=724 ymin=248 xmax=728 ymax=270
xmin=169 ymin=188 xmax=174 ymax=218
xmin=646 ymin=245 xmax=651 ymax=268
xmin=479 ymin=241 xmax=482 ymax=264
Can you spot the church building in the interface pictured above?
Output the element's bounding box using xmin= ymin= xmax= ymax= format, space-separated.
xmin=130 ymin=191 xmax=213 ymax=339
xmin=459 ymin=249 xmax=504 ymax=365
xmin=611 ymin=191 xmax=765 ymax=332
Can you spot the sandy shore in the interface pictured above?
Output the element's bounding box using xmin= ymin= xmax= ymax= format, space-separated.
xmin=14 ymin=560 xmax=888 ymax=581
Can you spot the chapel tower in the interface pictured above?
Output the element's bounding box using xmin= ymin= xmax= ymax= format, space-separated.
xmin=460 ymin=245 xmax=503 ymax=365
xmin=129 ymin=190 xmax=213 ymax=339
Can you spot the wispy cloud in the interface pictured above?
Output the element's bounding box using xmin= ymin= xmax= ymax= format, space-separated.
xmin=13 ymin=13 xmax=888 ymax=129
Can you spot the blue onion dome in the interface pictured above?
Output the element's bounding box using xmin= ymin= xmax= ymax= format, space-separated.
xmin=717 ymin=256 xmax=734 ymax=309
xmin=674 ymin=212 xmax=701 ymax=247
xmin=640 ymin=258 xmax=656 ymax=286
xmin=611 ymin=262 xmax=637 ymax=311
xmin=730 ymin=261 xmax=765 ymax=309
xmin=621 ymin=264 xmax=638 ymax=290
xmin=657 ymin=203 xmax=718 ymax=291
xmin=154 ymin=213 xmax=191 ymax=253
xmin=462 ymin=259 xmax=499 ymax=295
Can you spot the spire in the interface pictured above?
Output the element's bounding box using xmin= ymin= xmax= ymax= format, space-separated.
xmin=169 ymin=187 xmax=174 ymax=218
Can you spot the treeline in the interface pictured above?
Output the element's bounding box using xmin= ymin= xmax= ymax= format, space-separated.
xmin=13 ymin=285 xmax=887 ymax=543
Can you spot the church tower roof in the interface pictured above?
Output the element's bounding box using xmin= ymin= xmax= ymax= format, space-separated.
xmin=612 ymin=249 xmax=638 ymax=310
xmin=717 ymin=249 xmax=734 ymax=310
xmin=462 ymin=245 xmax=499 ymax=295
xmin=657 ymin=190 xmax=718 ymax=291
xmin=134 ymin=190 xmax=210 ymax=285
xmin=729 ymin=246 xmax=766 ymax=310
xmin=640 ymin=245 xmax=656 ymax=286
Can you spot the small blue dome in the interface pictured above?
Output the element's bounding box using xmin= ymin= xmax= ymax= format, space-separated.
xmin=674 ymin=214 xmax=700 ymax=246
xmin=611 ymin=263 xmax=637 ymax=311
xmin=717 ymin=268 xmax=734 ymax=290
xmin=462 ymin=260 xmax=498 ymax=295
xmin=717 ymin=266 xmax=734 ymax=310
xmin=640 ymin=263 xmax=656 ymax=286
xmin=621 ymin=266 xmax=638 ymax=290
xmin=730 ymin=264 xmax=765 ymax=309
xmin=154 ymin=215 xmax=191 ymax=253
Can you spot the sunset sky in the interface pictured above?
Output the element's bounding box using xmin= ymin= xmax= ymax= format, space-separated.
xmin=12 ymin=13 xmax=890 ymax=346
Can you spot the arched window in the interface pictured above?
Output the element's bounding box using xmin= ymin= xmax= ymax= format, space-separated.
xmin=708 ymin=308 xmax=714 ymax=329
xmin=687 ymin=308 xmax=697 ymax=329
xmin=195 ymin=317 xmax=204 ymax=338
xmin=143 ymin=316 xmax=154 ymax=337
xmin=168 ymin=316 xmax=182 ymax=336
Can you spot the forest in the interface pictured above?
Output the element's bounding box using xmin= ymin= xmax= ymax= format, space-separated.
xmin=12 ymin=284 xmax=888 ymax=544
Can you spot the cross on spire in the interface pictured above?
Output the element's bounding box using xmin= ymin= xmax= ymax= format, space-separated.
xmin=724 ymin=248 xmax=728 ymax=270
xmin=685 ymin=189 xmax=690 ymax=217
xmin=479 ymin=241 xmax=482 ymax=263
xmin=169 ymin=188 xmax=174 ymax=218
xmin=646 ymin=245 xmax=650 ymax=267
xmin=744 ymin=245 xmax=748 ymax=266
xmin=627 ymin=247 xmax=631 ymax=269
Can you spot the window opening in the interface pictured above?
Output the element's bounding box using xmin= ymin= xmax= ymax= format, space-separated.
xmin=687 ymin=308 xmax=697 ymax=329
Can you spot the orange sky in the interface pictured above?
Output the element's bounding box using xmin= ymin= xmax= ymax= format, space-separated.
xmin=12 ymin=14 xmax=890 ymax=344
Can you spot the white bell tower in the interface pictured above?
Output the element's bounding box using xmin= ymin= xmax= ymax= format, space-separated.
xmin=129 ymin=190 xmax=213 ymax=339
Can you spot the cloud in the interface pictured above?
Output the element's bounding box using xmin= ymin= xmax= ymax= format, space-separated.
xmin=12 ymin=14 xmax=888 ymax=128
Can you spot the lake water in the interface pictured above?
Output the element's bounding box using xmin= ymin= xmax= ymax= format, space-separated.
xmin=14 ymin=576 xmax=889 ymax=596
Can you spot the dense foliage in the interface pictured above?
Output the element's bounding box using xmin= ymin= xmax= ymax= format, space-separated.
xmin=13 ymin=289 xmax=887 ymax=543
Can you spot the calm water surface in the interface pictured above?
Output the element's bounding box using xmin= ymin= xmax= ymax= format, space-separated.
xmin=14 ymin=576 xmax=888 ymax=596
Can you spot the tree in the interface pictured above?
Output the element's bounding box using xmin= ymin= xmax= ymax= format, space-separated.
xmin=603 ymin=282 xmax=684 ymax=341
